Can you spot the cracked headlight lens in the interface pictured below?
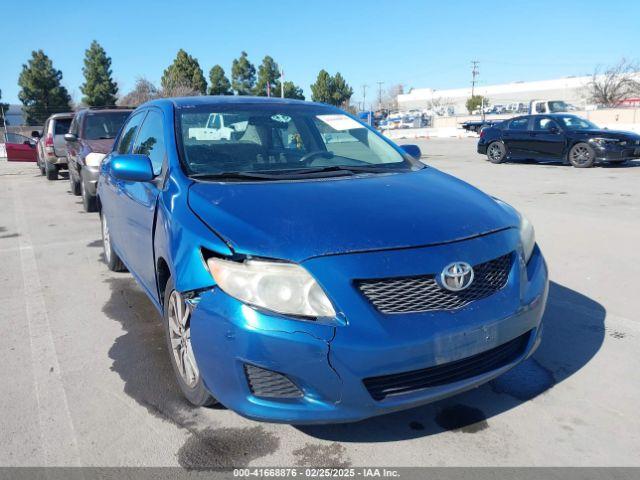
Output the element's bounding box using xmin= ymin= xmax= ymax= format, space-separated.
xmin=207 ymin=257 xmax=336 ymax=318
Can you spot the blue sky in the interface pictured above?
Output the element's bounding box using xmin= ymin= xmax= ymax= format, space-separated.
xmin=1 ymin=0 xmax=638 ymax=107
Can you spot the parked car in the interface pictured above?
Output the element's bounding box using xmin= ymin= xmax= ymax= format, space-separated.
xmin=477 ymin=114 xmax=640 ymax=167
xmin=65 ymin=107 xmax=133 ymax=211
xmin=2 ymin=132 xmax=38 ymax=162
xmin=460 ymin=119 xmax=500 ymax=134
xmin=34 ymin=113 xmax=74 ymax=180
xmin=97 ymin=96 xmax=547 ymax=424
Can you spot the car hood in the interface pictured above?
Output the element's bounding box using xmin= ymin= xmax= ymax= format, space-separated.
xmin=575 ymin=129 xmax=640 ymax=142
xmin=83 ymin=138 xmax=115 ymax=154
xmin=187 ymin=168 xmax=519 ymax=262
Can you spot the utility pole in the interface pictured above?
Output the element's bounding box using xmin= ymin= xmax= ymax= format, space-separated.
xmin=361 ymin=84 xmax=368 ymax=112
xmin=471 ymin=60 xmax=480 ymax=98
xmin=376 ymin=81 xmax=384 ymax=110
xmin=0 ymin=105 xmax=7 ymax=143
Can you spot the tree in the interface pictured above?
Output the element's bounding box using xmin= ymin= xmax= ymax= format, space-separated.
xmin=254 ymin=55 xmax=280 ymax=96
xmin=80 ymin=40 xmax=118 ymax=106
xmin=119 ymin=77 xmax=159 ymax=106
xmin=311 ymin=70 xmax=353 ymax=107
xmin=0 ymin=88 xmax=9 ymax=126
xmin=18 ymin=50 xmax=72 ymax=125
xmin=466 ymin=95 xmax=486 ymax=114
xmin=586 ymin=58 xmax=640 ymax=107
xmin=231 ymin=51 xmax=256 ymax=95
xmin=161 ymin=49 xmax=207 ymax=95
xmin=331 ymin=72 xmax=353 ymax=107
xmin=281 ymin=81 xmax=305 ymax=100
xmin=208 ymin=65 xmax=232 ymax=95
xmin=310 ymin=69 xmax=333 ymax=104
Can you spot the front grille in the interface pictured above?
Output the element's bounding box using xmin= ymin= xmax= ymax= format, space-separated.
xmin=244 ymin=364 xmax=303 ymax=399
xmin=357 ymin=253 xmax=513 ymax=314
xmin=363 ymin=331 xmax=530 ymax=401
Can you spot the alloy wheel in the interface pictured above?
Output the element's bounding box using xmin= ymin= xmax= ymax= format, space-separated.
xmin=571 ymin=145 xmax=592 ymax=165
xmin=488 ymin=143 xmax=503 ymax=161
xmin=168 ymin=290 xmax=199 ymax=388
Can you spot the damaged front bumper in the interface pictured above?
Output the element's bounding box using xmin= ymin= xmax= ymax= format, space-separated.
xmin=189 ymin=230 xmax=548 ymax=424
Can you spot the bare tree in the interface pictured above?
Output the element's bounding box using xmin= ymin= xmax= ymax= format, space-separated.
xmin=382 ymin=84 xmax=404 ymax=110
xmin=586 ymin=58 xmax=640 ymax=107
xmin=119 ymin=77 xmax=159 ymax=107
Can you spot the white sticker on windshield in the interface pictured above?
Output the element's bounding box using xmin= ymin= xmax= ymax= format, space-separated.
xmin=316 ymin=114 xmax=364 ymax=131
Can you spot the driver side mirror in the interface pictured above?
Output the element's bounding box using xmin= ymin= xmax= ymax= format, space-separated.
xmin=549 ymin=126 xmax=559 ymax=134
xmin=111 ymin=154 xmax=154 ymax=182
xmin=400 ymin=144 xmax=422 ymax=160
xmin=31 ymin=130 xmax=41 ymax=138
xmin=64 ymin=133 xmax=78 ymax=142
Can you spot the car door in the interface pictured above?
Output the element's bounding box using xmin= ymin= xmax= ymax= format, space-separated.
xmin=528 ymin=116 xmax=566 ymax=159
xmin=5 ymin=134 xmax=37 ymax=162
xmin=501 ymin=116 xmax=531 ymax=158
xmin=116 ymin=108 xmax=167 ymax=298
xmin=102 ymin=111 xmax=147 ymax=260
xmin=66 ymin=115 xmax=81 ymax=178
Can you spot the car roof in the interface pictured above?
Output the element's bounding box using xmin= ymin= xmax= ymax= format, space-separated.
xmin=48 ymin=112 xmax=75 ymax=120
xmin=144 ymin=95 xmax=330 ymax=110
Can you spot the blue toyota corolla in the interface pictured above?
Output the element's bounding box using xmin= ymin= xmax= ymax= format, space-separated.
xmin=96 ymin=96 xmax=548 ymax=424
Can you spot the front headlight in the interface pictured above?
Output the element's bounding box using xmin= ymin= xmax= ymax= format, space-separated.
xmin=590 ymin=137 xmax=620 ymax=147
xmin=206 ymin=257 xmax=336 ymax=318
xmin=85 ymin=152 xmax=106 ymax=167
xmin=519 ymin=214 xmax=535 ymax=263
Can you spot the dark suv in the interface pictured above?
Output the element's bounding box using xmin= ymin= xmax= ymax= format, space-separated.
xmin=65 ymin=107 xmax=133 ymax=211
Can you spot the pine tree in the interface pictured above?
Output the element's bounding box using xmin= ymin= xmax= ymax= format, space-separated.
xmin=18 ymin=50 xmax=72 ymax=125
xmin=331 ymin=72 xmax=353 ymax=107
xmin=311 ymin=70 xmax=353 ymax=107
xmin=310 ymin=69 xmax=333 ymax=104
xmin=231 ymin=51 xmax=256 ymax=95
xmin=254 ymin=56 xmax=279 ymax=96
xmin=208 ymin=65 xmax=232 ymax=95
xmin=281 ymin=81 xmax=305 ymax=100
xmin=161 ymin=49 xmax=207 ymax=95
xmin=80 ymin=40 xmax=118 ymax=106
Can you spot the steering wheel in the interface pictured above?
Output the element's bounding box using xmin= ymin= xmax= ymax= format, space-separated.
xmin=298 ymin=150 xmax=334 ymax=164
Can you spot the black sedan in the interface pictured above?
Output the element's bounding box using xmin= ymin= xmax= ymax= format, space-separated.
xmin=477 ymin=114 xmax=640 ymax=168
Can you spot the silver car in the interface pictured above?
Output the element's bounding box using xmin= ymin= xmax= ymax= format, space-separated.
xmin=35 ymin=113 xmax=74 ymax=180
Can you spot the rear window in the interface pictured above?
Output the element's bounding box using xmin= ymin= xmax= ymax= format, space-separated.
xmin=508 ymin=118 xmax=529 ymax=130
xmin=82 ymin=111 xmax=132 ymax=140
xmin=54 ymin=118 xmax=72 ymax=135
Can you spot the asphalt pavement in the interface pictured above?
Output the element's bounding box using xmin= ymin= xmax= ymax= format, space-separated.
xmin=1 ymin=139 xmax=639 ymax=467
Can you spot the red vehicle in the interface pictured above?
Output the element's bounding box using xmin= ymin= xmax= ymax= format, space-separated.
xmin=3 ymin=133 xmax=38 ymax=162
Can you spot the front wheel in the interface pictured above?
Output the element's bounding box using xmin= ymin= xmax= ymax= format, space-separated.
xmin=486 ymin=141 xmax=506 ymax=164
xmin=163 ymin=279 xmax=218 ymax=407
xmin=81 ymin=177 xmax=97 ymax=212
xmin=568 ymin=143 xmax=595 ymax=168
xmin=101 ymin=213 xmax=126 ymax=272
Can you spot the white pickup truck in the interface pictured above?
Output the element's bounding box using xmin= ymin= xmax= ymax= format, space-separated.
xmin=188 ymin=113 xmax=248 ymax=141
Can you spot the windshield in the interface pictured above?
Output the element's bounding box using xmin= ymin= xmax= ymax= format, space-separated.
xmin=83 ymin=111 xmax=132 ymax=140
xmin=177 ymin=105 xmax=415 ymax=178
xmin=557 ymin=116 xmax=598 ymax=130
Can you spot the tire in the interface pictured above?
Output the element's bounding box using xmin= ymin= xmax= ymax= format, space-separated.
xmin=101 ymin=213 xmax=126 ymax=272
xmin=81 ymin=177 xmax=98 ymax=212
xmin=163 ymin=277 xmax=218 ymax=407
xmin=69 ymin=169 xmax=81 ymax=195
xmin=568 ymin=142 xmax=595 ymax=168
xmin=486 ymin=141 xmax=506 ymax=164
xmin=45 ymin=160 xmax=58 ymax=180
xmin=38 ymin=157 xmax=45 ymax=175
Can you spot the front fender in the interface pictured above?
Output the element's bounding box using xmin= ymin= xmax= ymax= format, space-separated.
xmin=153 ymin=170 xmax=233 ymax=296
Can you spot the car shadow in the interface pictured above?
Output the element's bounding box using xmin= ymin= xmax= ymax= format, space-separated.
xmin=505 ymin=159 xmax=640 ymax=168
xmin=297 ymin=281 xmax=605 ymax=441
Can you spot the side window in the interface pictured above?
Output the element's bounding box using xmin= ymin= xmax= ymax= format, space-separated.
xmin=69 ymin=116 xmax=79 ymax=136
xmin=116 ymin=112 xmax=146 ymax=154
xmin=508 ymin=117 xmax=529 ymax=131
xmin=533 ymin=117 xmax=559 ymax=131
xmin=132 ymin=110 xmax=166 ymax=176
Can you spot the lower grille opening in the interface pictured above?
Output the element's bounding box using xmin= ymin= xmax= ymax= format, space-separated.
xmin=363 ymin=331 xmax=531 ymax=401
xmin=244 ymin=364 xmax=303 ymax=399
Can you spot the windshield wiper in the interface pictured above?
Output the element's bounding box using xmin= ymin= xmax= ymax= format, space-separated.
xmin=283 ymin=165 xmax=398 ymax=175
xmin=190 ymin=171 xmax=284 ymax=181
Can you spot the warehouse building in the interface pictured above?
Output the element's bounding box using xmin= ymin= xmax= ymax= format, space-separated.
xmin=397 ymin=75 xmax=594 ymax=114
